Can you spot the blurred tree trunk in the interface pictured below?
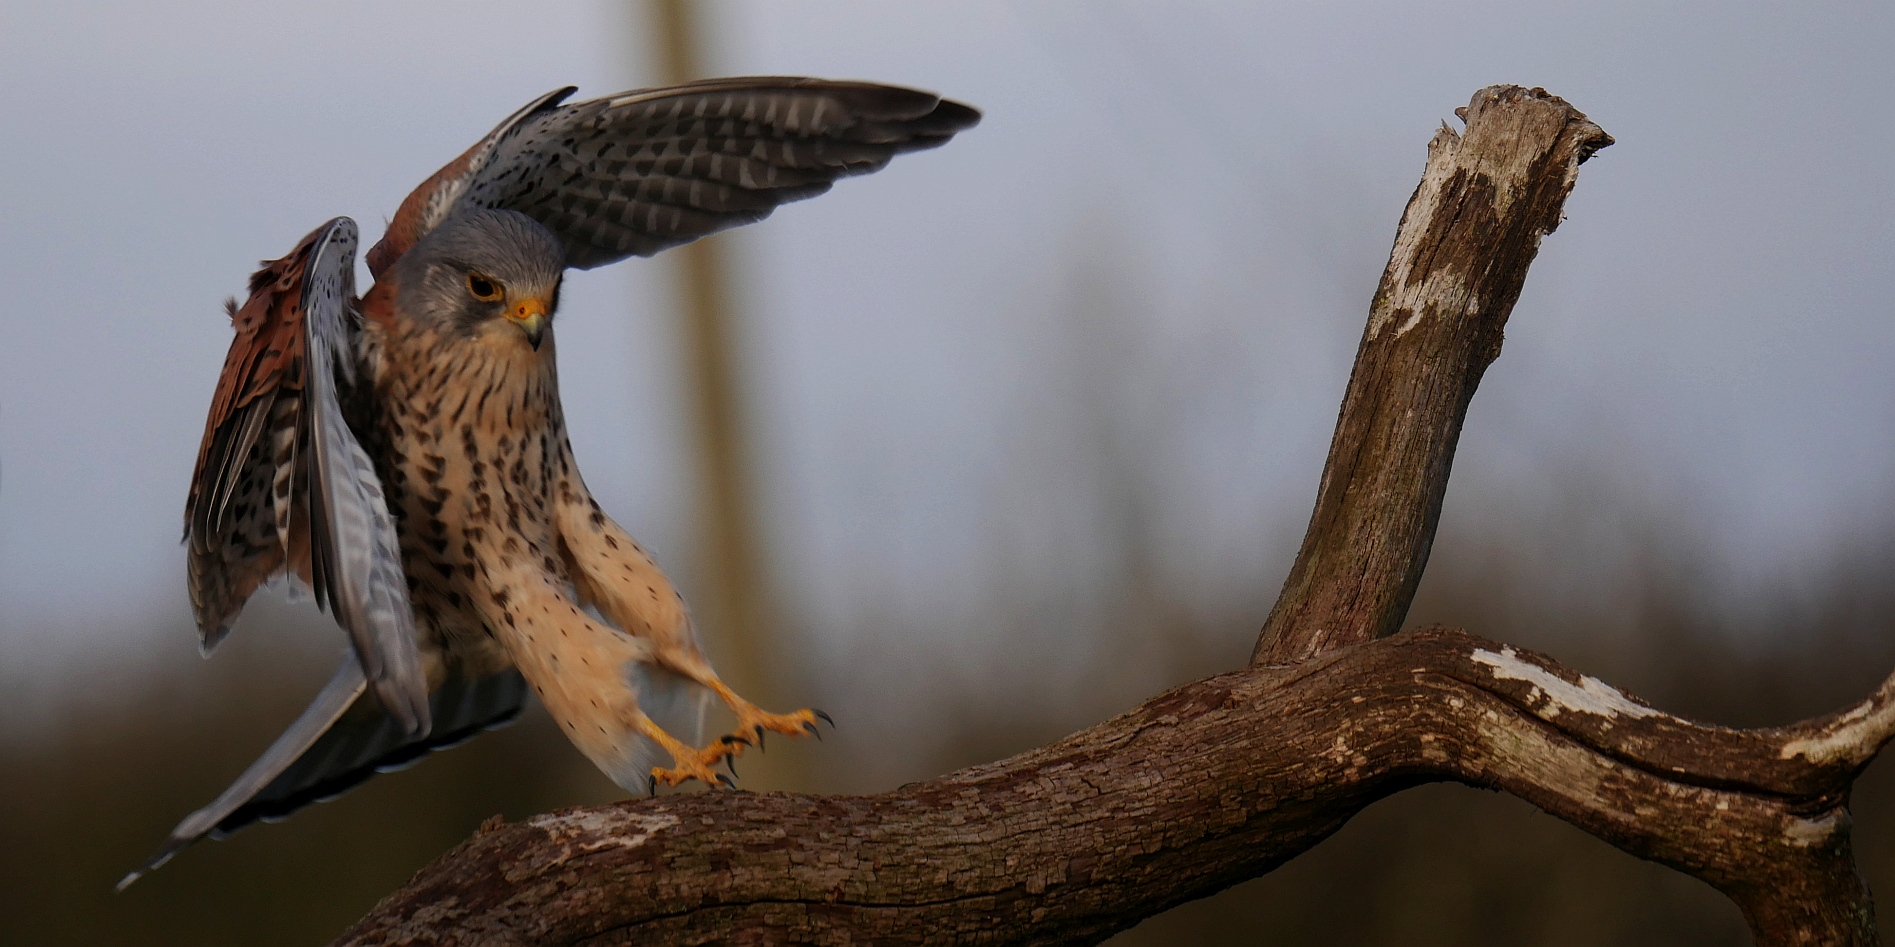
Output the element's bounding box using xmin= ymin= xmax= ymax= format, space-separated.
xmin=335 ymin=86 xmax=1892 ymax=947
xmin=645 ymin=1 xmax=786 ymax=732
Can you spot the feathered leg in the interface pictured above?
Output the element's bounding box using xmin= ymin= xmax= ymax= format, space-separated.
xmin=552 ymin=485 xmax=823 ymax=778
xmin=476 ymin=557 xmax=743 ymax=790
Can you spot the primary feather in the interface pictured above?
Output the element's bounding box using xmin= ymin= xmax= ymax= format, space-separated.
xmin=301 ymin=218 xmax=430 ymax=734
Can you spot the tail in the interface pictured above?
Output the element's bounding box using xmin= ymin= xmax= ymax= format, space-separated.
xmin=118 ymin=657 xmax=526 ymax=891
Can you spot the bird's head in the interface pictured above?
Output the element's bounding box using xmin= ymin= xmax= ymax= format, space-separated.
xmin=394 ymin=208 xmax=565 ymax=350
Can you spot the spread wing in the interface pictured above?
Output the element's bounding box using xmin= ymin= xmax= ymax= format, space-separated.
xmin=365 ymin=77 xmax=980 ymax=276
xmin=185 ymin=217 xmax=429 ymax=735
xmin=119 ymin=660 xmax=527 ymax=891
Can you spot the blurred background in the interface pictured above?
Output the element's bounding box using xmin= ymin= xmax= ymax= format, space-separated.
xmin=2 ymin=1 xmax=1893 ymax=943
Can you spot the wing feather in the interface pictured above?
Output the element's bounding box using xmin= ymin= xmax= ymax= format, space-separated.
xmin=364 ymin=86 xmax=576 ymax=279
xmin=184 ymin=218 xmax=429 ymax=732
xmin=299 ymin=218 xmax=430 ymax=735
xmin=200 ymin=392 xmax=275 ymax=538
xmin=186 ymin=238 xmax=318 ymax=648
xmin=365 ymin=77 xmax=979 ymax=274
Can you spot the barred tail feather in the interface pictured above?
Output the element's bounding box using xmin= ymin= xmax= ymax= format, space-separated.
xmin=118 ymin=658 xmax=365 ymax=891
xmin=119 ymin=660 xmax=527 ymax=891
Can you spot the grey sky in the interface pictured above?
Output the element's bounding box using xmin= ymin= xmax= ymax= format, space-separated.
xmin=2 ymin=1 xmax=1891 ymax=674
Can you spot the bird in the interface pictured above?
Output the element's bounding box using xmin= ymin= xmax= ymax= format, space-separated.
xmin=119 ymin=77 xmax=978 ymax=890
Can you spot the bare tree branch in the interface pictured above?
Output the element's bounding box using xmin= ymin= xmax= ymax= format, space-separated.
xmin=1255 ymin=85 xmax=1611 ymax=664
xmin=334 ymin=86 xmax=1892 ymax=946
xmin=336 ymin=628 xmax=1894 ymax=946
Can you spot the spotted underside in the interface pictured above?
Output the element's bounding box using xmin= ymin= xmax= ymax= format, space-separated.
xmin=365 ymin=309 xmax=712 ymax=786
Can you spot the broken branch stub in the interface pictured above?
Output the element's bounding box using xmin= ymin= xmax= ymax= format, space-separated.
xmin=1255 ymin=85 xmax=1613 ymax=665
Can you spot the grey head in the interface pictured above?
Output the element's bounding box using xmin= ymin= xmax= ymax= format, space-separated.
xmin=391 ymin=208 xmax=566 ymax=349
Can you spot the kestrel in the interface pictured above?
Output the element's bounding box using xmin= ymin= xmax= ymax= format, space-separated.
xmin=121 ymin=78 xmax=977 ymax=888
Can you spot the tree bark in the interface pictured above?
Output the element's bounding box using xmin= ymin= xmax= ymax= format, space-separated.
xmin=335 ymin=86 xmax=1889 ymax=946
xmin=1254 ymin=85 xmax=1610 ymax=664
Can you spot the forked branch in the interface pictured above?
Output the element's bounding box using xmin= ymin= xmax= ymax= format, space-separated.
xmin=336 ymin=86 xmax=1892 ymax=947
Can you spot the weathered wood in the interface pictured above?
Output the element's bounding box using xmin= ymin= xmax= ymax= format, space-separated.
xmin=334 ymin=86 xmax=1892 ymax=945
xmin=1254 ymin=85 xmax=1611 ymax=664
xmin=336 ymin=628 xmax=1891 ymax=946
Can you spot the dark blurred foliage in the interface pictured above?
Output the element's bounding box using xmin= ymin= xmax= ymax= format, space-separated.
xmin=8 ymin=493 xmax=1894 ymax=946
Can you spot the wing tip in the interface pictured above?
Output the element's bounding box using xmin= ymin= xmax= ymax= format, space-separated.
xmin=877 ymin=98 xmax=981 ymax=152
xmin=932 ymin=98 xmax=982 ymax=132
xmin=196 ymin=616 xmax=235 ymax=656
xmin=116 ymin=840 xmax=184 ymax=893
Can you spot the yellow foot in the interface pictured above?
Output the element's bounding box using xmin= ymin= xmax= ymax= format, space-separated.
xmin=644 ymin=703 xmax=833 ymax=792
xmin=648 ymin=740 xmax=739 ymax=793
xmin=727 ymin=707 xmax=833 ymax=753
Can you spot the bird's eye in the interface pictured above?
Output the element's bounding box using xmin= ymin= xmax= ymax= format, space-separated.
xmin=466 ymin=272 xmax=503 ymax=301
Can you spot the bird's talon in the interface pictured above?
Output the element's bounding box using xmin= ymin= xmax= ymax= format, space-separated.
xmin=648 ymin=774 xmax=658 ymax=797
xmin=814 ymin=709 xmax=835 ymax=728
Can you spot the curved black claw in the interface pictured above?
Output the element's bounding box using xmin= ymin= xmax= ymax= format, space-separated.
xmin=715 ymin=772 xmax=736 ymax=790
xmin=814 ymin=709 xmax=835 ymax=728
xmin=648 ymin=774 xmax=658 ymax=798
xmin=755 ymin=728 xmax=767 ymax=753
xmin=725 ymin=754 xmax=739 ymax=779
xmin=803 ymin=721 xmax=823 ymax=741
xmin=720 ymin=733 xmax=752 ymax=748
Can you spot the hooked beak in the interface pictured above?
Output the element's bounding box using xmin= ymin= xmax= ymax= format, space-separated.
xmin=508 ymin=297 xmax=550 ymax=350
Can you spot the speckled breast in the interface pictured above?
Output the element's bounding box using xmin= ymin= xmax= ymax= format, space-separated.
xmin=369 ymin=327 xmax=575 ymax=679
